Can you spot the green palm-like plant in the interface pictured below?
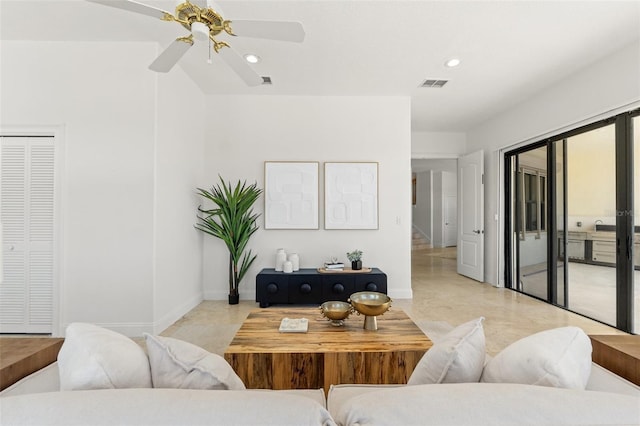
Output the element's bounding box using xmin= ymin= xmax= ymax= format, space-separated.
xmin=195 ymin=176 xmax=262 ymax=304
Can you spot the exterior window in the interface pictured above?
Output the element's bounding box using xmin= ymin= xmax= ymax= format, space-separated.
xmin=519 ymin=169 xmax=547 ymax=237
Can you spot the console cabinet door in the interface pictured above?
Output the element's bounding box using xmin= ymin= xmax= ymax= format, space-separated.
xmin=321 ymin=276 xmax=355 ymax=301
xmin=355 ymin=274 xmax=387 ymax=293
xmin=288 ymin=275 xmax=322 ymax=304
xmin=256 ymin=275 xmax=289 ymax=307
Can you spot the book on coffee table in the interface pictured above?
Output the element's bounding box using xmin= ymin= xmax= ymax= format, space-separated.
xmin=279 ymin=317 xmax=309 ymax=333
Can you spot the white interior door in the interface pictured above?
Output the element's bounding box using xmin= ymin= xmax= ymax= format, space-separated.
xmin=457 ymin=150 xmax=484 ymax=282
xmin=1 ymin=136 xmax=55 ymax=333
xmin=444 ymin=194 xmax=457 ymax=247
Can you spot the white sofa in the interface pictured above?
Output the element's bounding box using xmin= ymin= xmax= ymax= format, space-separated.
xmin=0 ymin=362 xmax=332 ymax=425
xmin=2 ymin=323 xmax=639 ymax=425
xmin=328 ymin=363 xmax=640 ymax=426
xmin=1 ymin=361 xmax=639 ymax=426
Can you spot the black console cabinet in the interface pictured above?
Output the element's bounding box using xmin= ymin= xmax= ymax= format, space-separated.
xmin=256 ymin=268 xmax=387 ymax=308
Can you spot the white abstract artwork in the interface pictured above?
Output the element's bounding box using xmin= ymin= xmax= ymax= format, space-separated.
xmin=264 ymin=162 xmax=319 ymax=229
xmin=325 ymin=162 xmax=378 ymax=229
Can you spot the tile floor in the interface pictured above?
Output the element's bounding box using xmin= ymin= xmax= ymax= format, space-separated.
xmin=521 ymin=261 xmax=640 ymax=331
xmin=162 ymin=246 xmax=627 ymax=356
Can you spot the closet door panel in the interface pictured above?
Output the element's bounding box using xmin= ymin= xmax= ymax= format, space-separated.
xmin=1 ymin=137 xmax=54 ymax=333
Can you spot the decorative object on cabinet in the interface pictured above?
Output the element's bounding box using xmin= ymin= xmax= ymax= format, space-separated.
xmin=325 ymin=162 xmax=378 ymax=229
xmin=195 ymin=176 xmax=262 ymax=305
xmin=264 ymin=162 xmax=319 ymax=229
xmin=275 ymin=248 xmax=287 ymax=271
xmin=288 ymin=253 xmax=300 ymax=271
xmin=347 ymin=249 xmax=363 ymax=270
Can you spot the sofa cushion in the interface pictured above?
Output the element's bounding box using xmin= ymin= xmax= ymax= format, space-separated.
xmin=408 ymin=317 xmax=485 ymax=384
xmin=0 ymin=388 xmax=335 ymax=426
xmin=333 ymin=383 xmax=640 ymax=426
xmin=57 ymin=323 xmax=151 ymax=391
xmin=481 ymin=326 xmax=592 ymax=389
xmin=144 ymin=333 xmax=245 ymax=390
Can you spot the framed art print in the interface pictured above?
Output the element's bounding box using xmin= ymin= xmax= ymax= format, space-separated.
xmin=324 ymin=162 xmax=378 ymax=229
xmin=264 ymin=161 xmax=319 ymax=229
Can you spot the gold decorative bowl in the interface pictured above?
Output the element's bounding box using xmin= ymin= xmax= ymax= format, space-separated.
xmin=348 ymin=291 xmax=392 ymax=330
xmin=319 ymin=301 xmax=353 ymax=326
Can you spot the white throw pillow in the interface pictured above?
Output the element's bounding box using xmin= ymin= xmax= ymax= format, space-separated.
xmin=144 ymin=333 xmax=245 ymax=390
xmin=481 ymin=326 xmax=592 ymax=389
xmin=408 ymin=317 xmax=485 ymax=384
xmin=58 ymin=323 xmax=152 ymax=390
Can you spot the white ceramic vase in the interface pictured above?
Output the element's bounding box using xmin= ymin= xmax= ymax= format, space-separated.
xmin=288 ymin=253 xmax=300 ymax=271
xmin=275 ymin=248 xmax=287 ymax=271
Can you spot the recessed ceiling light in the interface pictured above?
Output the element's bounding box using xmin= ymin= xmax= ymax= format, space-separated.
xmin=244 ymin=54 xmax=261 ymax=64
xmin=445 ymin=58 xmax=461 ymax=68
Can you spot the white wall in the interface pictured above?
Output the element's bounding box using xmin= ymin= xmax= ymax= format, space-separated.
xmin=201 ymin=95 xmax=413 ymax=300
xmin=412 ymin=131 xmax=466 ymax=158
xmin=1 ymin=41 xmax=205 ymax=335
xmin=467 ymin=41 xmax=640 ymax=286
xmin=153 ymin=68 xmax=206 ymax=333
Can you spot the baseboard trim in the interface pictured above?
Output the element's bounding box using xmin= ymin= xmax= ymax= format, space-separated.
xmin=153 ymin=293 xmax=203 ymax=335
xmin=389 ymin=289 xmax=413 ymax=299
xmin=58 ymin=295 xmax=204 ymax=338
xmin=59 ymin=321 xmax=155 ymax=338
xmin=203 ymin=290 xmax=256 ymax=301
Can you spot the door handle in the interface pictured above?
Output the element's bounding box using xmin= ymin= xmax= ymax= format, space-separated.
xmin=473 ymin=230 xmax=481 ymax=234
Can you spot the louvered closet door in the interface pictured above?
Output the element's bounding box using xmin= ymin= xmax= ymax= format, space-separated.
xmin=1 ymin=137 xmax=55 ymax=333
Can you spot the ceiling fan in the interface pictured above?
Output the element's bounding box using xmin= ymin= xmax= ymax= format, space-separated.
xmin=86 ymin=0 xmax=305 ymax=86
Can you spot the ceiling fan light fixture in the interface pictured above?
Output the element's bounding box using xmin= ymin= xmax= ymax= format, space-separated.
xmin=244 ymin=54 xmax=261 ymax=64
xmin=191 ymin=21 xmax=209 ymax=41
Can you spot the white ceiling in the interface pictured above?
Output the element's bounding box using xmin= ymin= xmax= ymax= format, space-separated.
xmin=1 ymin=0 xmax=639 ymax=133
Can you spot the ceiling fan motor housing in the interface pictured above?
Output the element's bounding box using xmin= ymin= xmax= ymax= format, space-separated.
xmin=175 ymin=1 xmax=225 ymax=38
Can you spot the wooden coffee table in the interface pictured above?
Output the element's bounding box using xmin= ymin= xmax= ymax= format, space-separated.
xmin=223 ymin=307 xmax=432 ymax=393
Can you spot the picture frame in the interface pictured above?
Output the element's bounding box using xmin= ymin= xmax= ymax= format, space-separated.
xmin=264 ymin=161 xmax=319 ymax=229
xmin=324 ymin=162 xmax=379 ymax=229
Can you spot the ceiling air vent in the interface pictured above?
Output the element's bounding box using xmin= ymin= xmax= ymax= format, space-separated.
xmin=421 ymin=79 xmax=448 ymax=88
xmin=261 ymin=76 xmax=272 ymax=85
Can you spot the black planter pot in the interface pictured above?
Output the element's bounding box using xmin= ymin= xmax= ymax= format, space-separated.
xmin=228 ymin=293 xmax=240 ymax=305
xmin=351 ymin=260 xmax=362 ymax=270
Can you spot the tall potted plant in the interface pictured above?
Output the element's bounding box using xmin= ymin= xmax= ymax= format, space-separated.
xmin=195 ymin=176 xmax=262 ymax=304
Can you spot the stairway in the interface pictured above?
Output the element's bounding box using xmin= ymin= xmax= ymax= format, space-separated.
xmin=412 ymin=228 xmax=431 ymax=250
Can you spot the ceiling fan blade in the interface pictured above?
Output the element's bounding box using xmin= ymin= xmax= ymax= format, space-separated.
xmin=229 ymin=20 xmax=305 ymax=43
xmin=190 ymin=0 xmax=207 ymax=8
xmin=218 ymin=47 xmax=264 ymax=86
xmin=149 ymin=38 xmax=193 ymax=73
xmin=86 ymin=0 xmax=172 ymax=20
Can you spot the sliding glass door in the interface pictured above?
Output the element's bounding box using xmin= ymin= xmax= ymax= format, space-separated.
xmin=505 ymin=108 xmax=639 ymax=333
xmin=633 ymin=115 xmax=640 ymax=332
xmin=564 ymin=124 xmax=617 ymax=326
xmin=509 ymin=145 xmax=549 ymax=300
